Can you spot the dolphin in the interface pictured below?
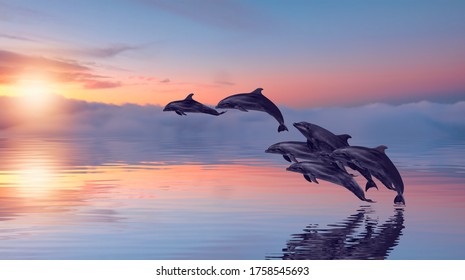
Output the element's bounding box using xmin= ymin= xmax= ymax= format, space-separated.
xmin=293 ymin=122 xmax=351 ymax=152
xmin=292 ymin=122 xmax=378 ymax=191
xmin=286 ymin=161 xmax=374 ymax=203
xmin=216 ymin=88 xmax=288 ymax=132
xmin=331 ymin=145 xmax=405 ymax=205
xmin=163 ymin=93 xmax=226 ymax=116
xmin=265 ymin=141 xmax=325 ymax=163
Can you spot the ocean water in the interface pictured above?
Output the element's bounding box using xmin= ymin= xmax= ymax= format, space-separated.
xmin=0 ymin=137 xmax=464 ymax=260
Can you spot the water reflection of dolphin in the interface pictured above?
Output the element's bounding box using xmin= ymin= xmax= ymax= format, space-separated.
xmin=265 ymin=141 xmax=324 ymax=163
xmin=163 ymin=93 xmax=226 ymax=116
xmin=216 ymin=88 xmax=288 ymax=132
xmin=268 ymin=207 xmax=404 ymax=260
xmin=331 ymin=146 xmax=405 ymax=205
xmin=287 ymin=161 xmax=374 ymax=202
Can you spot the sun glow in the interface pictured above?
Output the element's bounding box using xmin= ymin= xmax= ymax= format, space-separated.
xmin=16 ymin=77 xmax=56 ymax=115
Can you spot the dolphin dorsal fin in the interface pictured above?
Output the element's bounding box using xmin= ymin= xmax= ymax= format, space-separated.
xmin=337 ymin=134 xmax=352 ymax=145
xmin=185 ymin=93 xmax=194 ymax=100
xmin=374 ymin=145 xmax=388 ymax=153
xmin=250 ymin=88 xmax=263 ymax=95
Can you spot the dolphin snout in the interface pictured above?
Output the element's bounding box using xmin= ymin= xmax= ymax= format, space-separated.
xmin=293 ymin=122 xmax=305 ymax=130
xmin=265 ymin=148 xmax=280 ymax=154
xmin=265 ymin=145 xmax=278 ymax=153
xmin=286 ymin=165 xmax=301 ymax=173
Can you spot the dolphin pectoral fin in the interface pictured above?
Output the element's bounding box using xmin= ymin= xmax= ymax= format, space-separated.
xmin=303 ymin=174 xmax=318 ymax=184
xmin=309 ymin=174 xmax=319 ymax=184
xmin=303 ymin=174 xmax=312 ymax=183
xmin=365 ymin=180 xmax=378 ymax=192
xmin=283 ymin=155 xmax=292 ymax=163
xmin=175 ymin=110 xmax=185 ymax=116
xmin=336 ymin=161 xmax=346 ymax=172
xmin=218 ymin=111 xmax=227 ymax=115
xmin=289 ymin=154 xmax=298 ymax=163
xmin=394 ymin=194 xmax=405 ymax=205
xmin=235 ymin=105 xmax=248 ymax=112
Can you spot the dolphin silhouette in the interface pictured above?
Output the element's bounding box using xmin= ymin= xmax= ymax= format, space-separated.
xmin=292 ymin=122 xmax=378 ymax=191
xmin=216 ymin=88 xmax=288 ymax=132
xmin=163 ymin=93 xmax=226 ymax=116
xmin=293 ymin=122 xmax=351 ymax=152
xmin=264 ymin=142 xmax=367 ymax=182
xmin=331 ymin=145 xmax=405 ymax=205
xmin=286 ymin=161 xmax=374 ymax=203
xmin=265 ymin=141 xmax=326 ymax=163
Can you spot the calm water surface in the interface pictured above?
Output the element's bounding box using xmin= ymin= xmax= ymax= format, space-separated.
xmin=0 ymin=137 xmax=464 ymax=259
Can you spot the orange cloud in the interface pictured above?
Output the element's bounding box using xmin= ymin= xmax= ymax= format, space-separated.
xmin=0 ymin=49 xmax=121 ymax=90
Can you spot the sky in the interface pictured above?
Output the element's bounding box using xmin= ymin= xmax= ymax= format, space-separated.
xmin=1 ymin=0 xmax=465 ymax=108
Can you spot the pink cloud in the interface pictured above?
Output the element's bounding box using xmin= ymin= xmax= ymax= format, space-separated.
xmin=0 ymin=49 xmax=121 ymax=90
xmin=83 ymin=80 xmax=122 ymax=90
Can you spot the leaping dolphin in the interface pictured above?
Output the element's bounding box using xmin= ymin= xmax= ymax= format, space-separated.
xmin=292 ymin=122 xmax=378 ymax=191
xmin=331 ymin=145 xmax=405 ymax=205
xmin=265 ymin=141 xmax=325 ymax=163
xmin=163 ymin=93 xmax=226 ymax=116
xmin=286 ymin=161 xmax=374 ymax=203
xmin=293 ymin=122 xmax=351 ymax=152
xmin=216 ymin=88 xmax=288 ymax=132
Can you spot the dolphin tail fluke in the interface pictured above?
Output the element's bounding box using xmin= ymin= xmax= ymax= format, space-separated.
xmin=365 ymin=180 xmax=378 ymax=192
xmin=394 ymin=194 xmax=406 ymax=205
xmin=278 ymin=124 xmax=288 ymax=132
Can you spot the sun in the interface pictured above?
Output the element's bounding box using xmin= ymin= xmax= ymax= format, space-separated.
xmin=19 ymin=78 xmax=51 ymax=99
xmin=21 ymin=80 xmax=49 ymax=96
xmin=16 ymin=77 xmax=55 ymax=115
